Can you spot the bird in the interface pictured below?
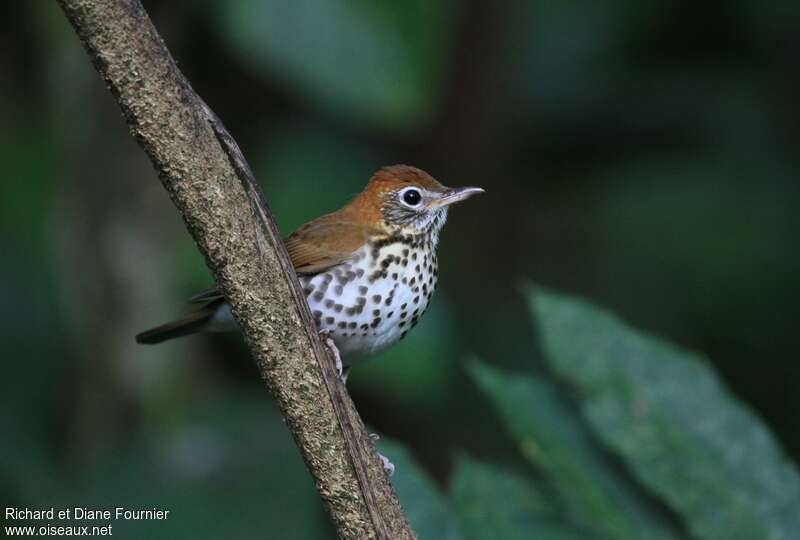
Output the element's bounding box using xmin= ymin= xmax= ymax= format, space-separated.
xmin=135 ymin=164 xmax=484 ymax=379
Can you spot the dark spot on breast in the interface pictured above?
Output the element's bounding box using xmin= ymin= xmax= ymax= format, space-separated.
xmin=402 ymin=277 xmax=408 ymax=285
xmin=392 ymin=273 xmax=398 ymax=280
xmin=401 ymin=259 xmax=408 ymax=267
xmin=400 ymin=312 xmax=407 ymax=320
xmin=412 ymin=252 xmax=417 ymax=261
xmin=313 ymin=291 xmax=324 ymax=302
xmin=402 ymin=249 xmax=409 ymax=257
xmin=413 ymin=296 xmax=419 ymax=305
xmin=303 ymin=286 xmax=314 ymax=296
xmin=371 ymin=318 xmax=381 ymax=328
xmin=360 ymin=323 xmax=369 ymax=330
xmin=415 ymin=264 xmax=421 ymax=272
xmin=356 ymin=268 xmax=365 ymax=278
xmin=401 ymin=330 xmax=408 ymax=340
xmin=387 ymin=311 xmax=394 ymax=318
xmin=373 ymin=309 xmax=380 ymax=317
xmin=325 ymin=299 xmax=334 ymax=308
xmin=338 ymin=321 xmax=346 ymax=329
xmin=334 ymin=285 xmax=343 ymax=296
xmin=337 ymin=274 xmax=347 ymax=286
xmin=346 ymin=307 xmax=356 ymax=316
xmin=356 ymin=297 xmax=366 ymax=305
xmin=359 ymin=285 xmax=368 ymax=295
xmin=334 ymin=304 xmax=343 ymax=313
xmin=401 ymin=303 xmax=407 ymax=310
xmin=325 ymin=316 xmax=334 ymax=324
xmin=348 ymin=322 xmax=357 ymax=329
xmin=372 ymin=294 xmax=382 ymax=304
xmin=323 ymin=273 xmax=333 ymax=283
xmin=409 ymin=277 xmax=416 ymax=286
xmin=399 ymin=321 xmax=406 ymax=327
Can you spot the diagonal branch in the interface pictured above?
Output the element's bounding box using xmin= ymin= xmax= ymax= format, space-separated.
xmin=56 ymin=0 xmax=416 ymax=538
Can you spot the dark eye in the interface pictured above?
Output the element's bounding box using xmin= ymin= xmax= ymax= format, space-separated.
xmin=402 ymin=189 xmax=422 ymax=206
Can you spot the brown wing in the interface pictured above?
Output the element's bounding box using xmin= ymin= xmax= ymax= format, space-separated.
xmin=284 ymin=218 xmax=374 ymax=275
xmin=188 ymin=285 xmax=224 ymax=304
xmin=189 ymin=217 xmax=375 ymax=302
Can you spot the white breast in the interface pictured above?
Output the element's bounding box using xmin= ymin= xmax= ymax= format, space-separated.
xmin=303 ymin=240 xmax=437 ymax=363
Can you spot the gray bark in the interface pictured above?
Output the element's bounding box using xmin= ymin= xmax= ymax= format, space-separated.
xmin=56 ymin=1 xmax=417 ymax=538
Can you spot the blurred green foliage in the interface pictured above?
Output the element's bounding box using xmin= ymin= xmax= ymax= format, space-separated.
xmin=529 ymin=288 xmax=800 ymax=539
xmin=2 ymin=0 xmax=799 ymax=538
xmin=213 ymin=0 xmax=451 ymax=131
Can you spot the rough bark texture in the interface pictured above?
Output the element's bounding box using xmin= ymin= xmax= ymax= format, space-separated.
xmin=56 ymin=1 xmax=416 ymax=538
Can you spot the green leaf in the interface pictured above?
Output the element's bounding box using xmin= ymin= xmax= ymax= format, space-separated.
xmin=214 ymin=0 xmax=451 ymax=131
xmin=468 ymin=361 xmax=678 ymax=540
xmin=450 ymin=455 xmax=583 ymax=540
xmin=529 ymin=286 xmax=800 ymax=540
xmin=378 ymin=439 xmax=462 ymax=540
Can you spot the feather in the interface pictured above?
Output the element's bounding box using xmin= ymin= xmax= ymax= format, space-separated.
xmin=285 ymin=218 xmax=377 ymax=275
xmin=135 ymin=304 xmax=218 ymax=344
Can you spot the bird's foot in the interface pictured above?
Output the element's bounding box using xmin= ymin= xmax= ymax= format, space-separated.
xmin=320 ymin=330 xmax=345 ymax=381
xmin=368 ymin=434 xmax=394 ymax=475
xmin=379 ymin=453 xmax=395 ymax=476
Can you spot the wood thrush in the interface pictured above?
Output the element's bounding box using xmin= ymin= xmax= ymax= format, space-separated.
xmin=136 ymin=165 xmax=483 ymax=375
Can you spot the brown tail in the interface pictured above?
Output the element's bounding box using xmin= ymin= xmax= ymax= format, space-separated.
xmin=135 ymin=308 xmax=215 ymax=345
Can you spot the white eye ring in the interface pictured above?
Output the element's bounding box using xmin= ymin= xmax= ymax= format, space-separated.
xmin=399 ymin=187 xmax=423 ymax=208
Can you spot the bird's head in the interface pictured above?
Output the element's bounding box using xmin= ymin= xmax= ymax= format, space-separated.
xmin=355 ymin=165 xmax=484 ymax=239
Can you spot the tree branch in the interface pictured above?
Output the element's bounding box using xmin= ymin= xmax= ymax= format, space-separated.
xmin=56 ymin=1 xmax=416 ymax=538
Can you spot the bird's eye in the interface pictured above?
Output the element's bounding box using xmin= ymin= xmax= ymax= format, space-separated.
xmin=401 ymin=188 xmax=422 ymax=207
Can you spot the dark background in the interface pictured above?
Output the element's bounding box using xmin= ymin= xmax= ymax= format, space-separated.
xmin=1 ymin=1 xmax=798 ymax=538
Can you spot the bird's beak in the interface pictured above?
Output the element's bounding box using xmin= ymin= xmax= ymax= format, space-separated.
xmin=429 ymin=186 xmax=485 ymax=209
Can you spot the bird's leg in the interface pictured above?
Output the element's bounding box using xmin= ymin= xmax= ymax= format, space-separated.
xmin=379 ymin=454 xmax=395 ymax=476
xmin=318 ymin=332 xmax=391 ymax=473
xmin=320 ymin=330 xmax=344 ymax=381
xmin=368 ymin=433 xmax=395 ymax=476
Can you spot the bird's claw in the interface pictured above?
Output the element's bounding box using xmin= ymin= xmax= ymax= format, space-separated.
xmin=320 ymin=330 xmax=345 ymax=381
xmin=379 ymin=452 xmax=395 ymax=476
